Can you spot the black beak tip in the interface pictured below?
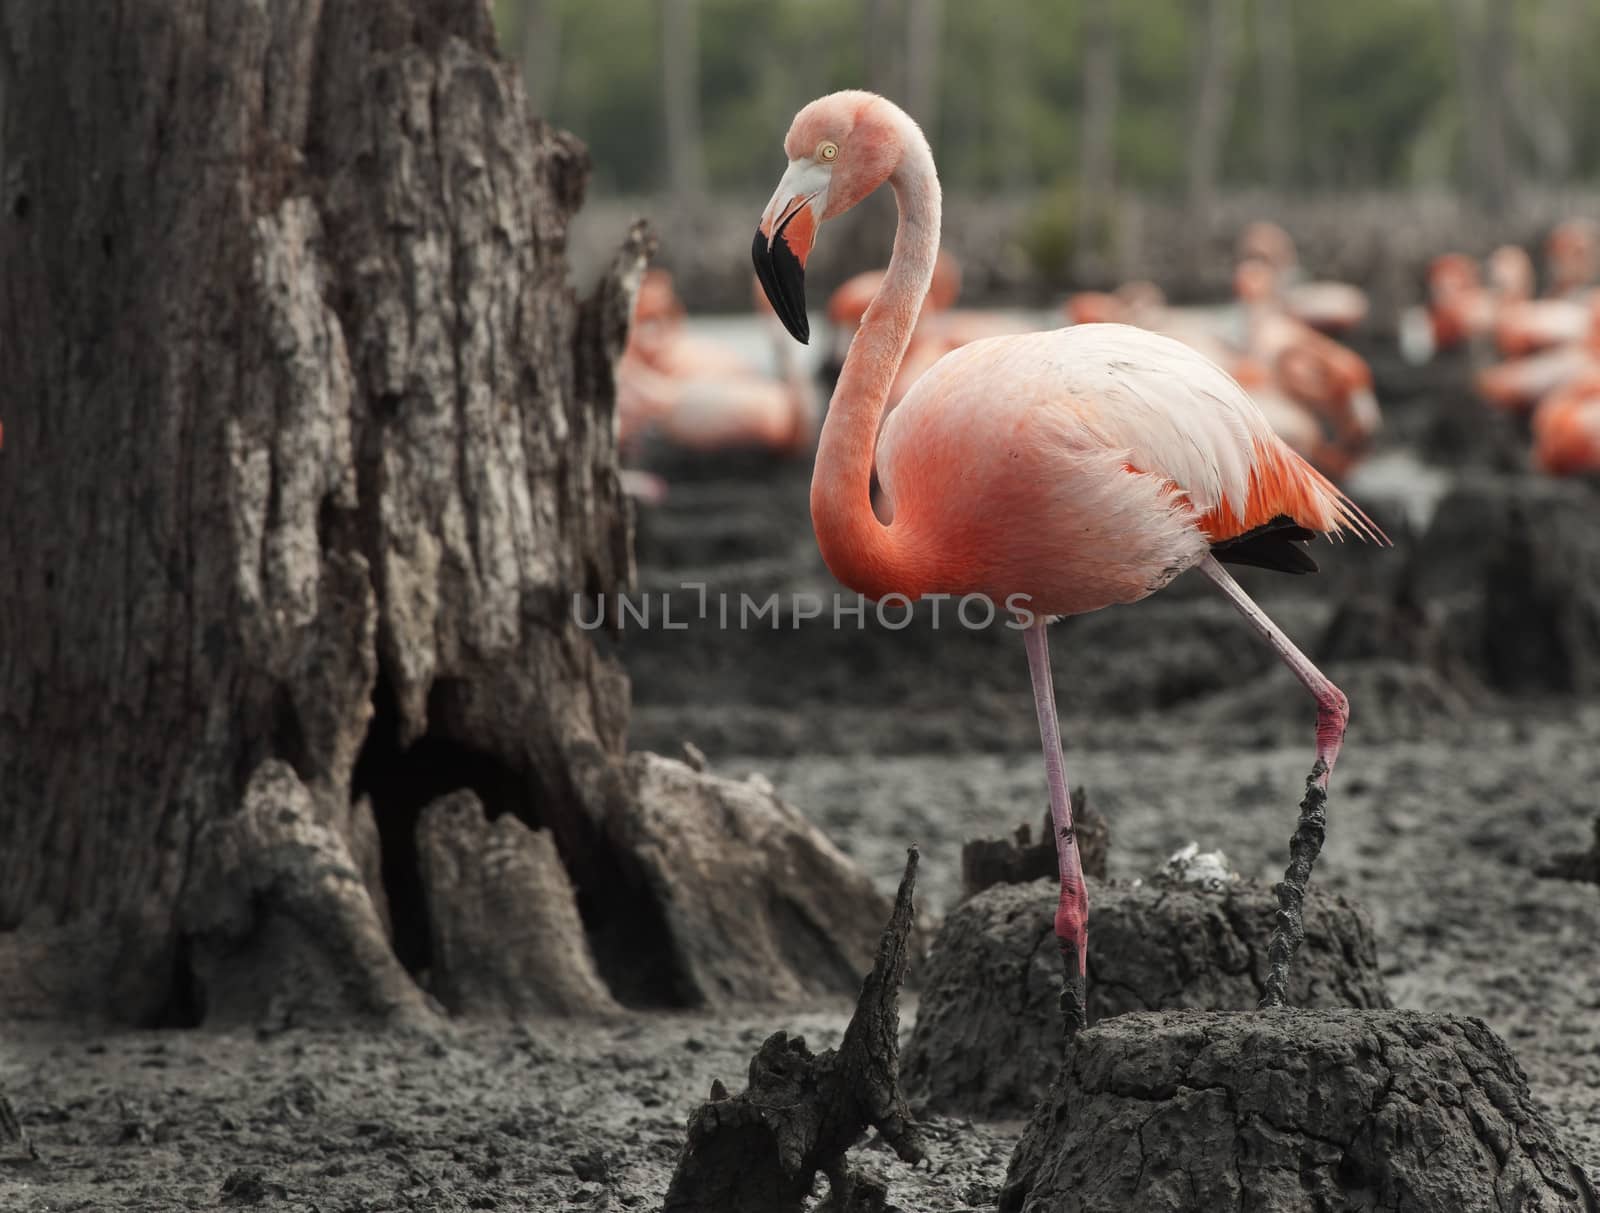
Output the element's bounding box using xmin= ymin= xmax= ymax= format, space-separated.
xmin=752 ymin=226 xmax=810 ymax=345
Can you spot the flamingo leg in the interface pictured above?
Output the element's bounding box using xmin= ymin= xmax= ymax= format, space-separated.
xmin=1022 ymin=617 xmax=1089 ymax=1040
xmin=1199 ymin=554 xmax=1349 ymax=1009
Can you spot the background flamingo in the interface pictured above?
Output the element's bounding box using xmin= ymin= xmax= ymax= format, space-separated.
xmin=1402 ymin=246 xmax=1536 ymax=364
xmin=1235 ymin=259 xmax=1382 ymax=468
xmin=1477 ymin=296 xmax=1600 ymax=412
xmin=752 ymin=91 xmax=1385 ymax=1036
xmin=1532 ymin=370 xmax=1600 ymax=475
xmin=1237 ymin=220 xmax=1369 ymax=336
xmin=616 ymin=270 xmax=818 ymax=503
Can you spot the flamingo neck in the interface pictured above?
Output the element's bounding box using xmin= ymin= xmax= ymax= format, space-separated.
xmin=809 ymin=132 xmax=941 ymax=601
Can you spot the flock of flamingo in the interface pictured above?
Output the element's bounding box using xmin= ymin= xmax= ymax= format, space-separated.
xmin=1408 ymin=219 xmax=1600 ymax=475
xmin=619 ymin=210 xmax=1600 ymax=497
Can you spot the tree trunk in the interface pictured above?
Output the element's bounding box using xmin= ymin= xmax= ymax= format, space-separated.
xmin=0 ymin=1 xmax=638 ymax=1024
xmin=988 ymin=0 xmax=1031 ymax=192
xmin=904 ymin=0 xmax=944 ymax=143
xmin=1508 ymin=0 xmax=1573 ymax=185
xmin=1447 ymin=0 xmax=1513 ymax=213
xmin=515 ymin=0 xmax=563 ymax=117
xmin=1075 ymin=0 xmax=1119 ymax=275
xmin=1185 ymin=0 xmax=1238 ymax=246
xmin=662 ymin=0 xmax=707 ymax=203
xmin=864 ymin=0 xmax=903 ymax=100
xmin=1254 ymin=0 xmax=1295 ymax=189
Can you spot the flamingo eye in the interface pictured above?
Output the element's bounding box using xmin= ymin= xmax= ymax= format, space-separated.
xmin=816 ymin=140 xmax=839 ymax=163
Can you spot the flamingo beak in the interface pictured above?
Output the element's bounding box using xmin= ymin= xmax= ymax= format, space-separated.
xmin=754 ymin=161 xmax=829 ymax=344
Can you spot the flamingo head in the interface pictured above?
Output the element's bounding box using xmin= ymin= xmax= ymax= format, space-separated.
xmin=1238 ymin=221 xmax=1297 ymax=273
xmin=1547 ymin=219 xmax=1598 ymax=292
xmin=1233 ymin=257 xmax=1279 ymax=303
xmin=753 ymin=91 xmax=917 ymax=343
xmin=1486 ymin=245 xmax=1534 ymax=301
xmin=1427 ymin=253 xmax=1480 ymax=302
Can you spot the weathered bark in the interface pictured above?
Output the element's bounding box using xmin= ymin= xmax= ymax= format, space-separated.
xmin=416 ymin=790 xmax=618 ymax=1018
xmin=614 ymin=753 xmax=892 ymax=1006
xmin=181 ymin=761 xmax=431 ymax=1030
xmin=663 ymin=850 xmax=926 ymax=1213
xmin=0 ymin=2 xmax=638 ymax=1023
xmin=1001 ymin=1010 xmax=1597 ymax=1212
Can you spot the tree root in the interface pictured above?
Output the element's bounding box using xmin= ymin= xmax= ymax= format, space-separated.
xmin=663 ymin=848 xmax=927 ymax=1213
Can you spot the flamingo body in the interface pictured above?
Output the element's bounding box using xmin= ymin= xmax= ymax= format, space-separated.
xmin=1533 ymin=372 xmax=1600 ymax=475
xmin=1284 ymin=280 xmax=1368 ymax=335
xmin=865 ymin=323 xmax=1370 ymax=615
xmin=1477 ymin=343 xmax=1600 ymax=413
xmin=1495 ymin=297 xmax=1593 ymax=358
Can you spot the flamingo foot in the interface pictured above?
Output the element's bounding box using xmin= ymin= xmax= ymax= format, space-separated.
xmin=1056 ymin=884 xmax=1089 ymax=1041
xmin=1059 ymin=965 xmax=1087 ymax=1042
xmin=1259 ymin=757 xmax=1331 ymax=1009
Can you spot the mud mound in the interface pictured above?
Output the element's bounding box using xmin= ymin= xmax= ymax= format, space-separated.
xmin=1001 ymin=1009 xmax=1596 ymax=1213
xmin=1539 ymin=814 xmax=1600 ymax=886
xmin=904 ymin=876 xmax=1389 ymax=1118
xmin=1418 ymin=477 xmax=1600 ymax=693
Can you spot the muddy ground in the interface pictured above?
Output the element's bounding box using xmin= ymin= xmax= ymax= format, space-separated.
xmin=4 ymin=347 xmax=1600 ymax=1211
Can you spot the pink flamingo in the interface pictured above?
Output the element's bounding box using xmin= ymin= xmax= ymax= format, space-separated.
xmin=1477 ymin=296 xmax=1600 ymax=413
xmin=1237 ymin=221 xmax=1369 ymax=336
xmin=1546 ymin=219 xmax=1599 ymax=296
xmin=1532 ymin=370 xmax=1600 ymax=476
xmin=1236 ymin=260 xmax=1382 ymax=468
xmin=752 ymin=92 xmax=1386 ymax=1033
xmin=1402 ymin=247 xmax=1535 ymax=363
xmin=617 ymin=270 xmax=817 ymax=458
xmin=1494 ymin=223 xmax=1600 ymax=357
xmin=1066 ymin=281 xmax=1357 ymax=476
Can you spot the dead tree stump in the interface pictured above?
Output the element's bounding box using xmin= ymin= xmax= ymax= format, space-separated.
xmin=416 ymin=791 xmax=618 ymax=1018
xmin=613 ymin=754 xmax=892 ymax=1006
xmin=180 ymin=761 xmax=431 ymax=1029
xmin=904 ymin=876 xmax=1389 ymax=1117
xmin=960 ymin=791 xmax=1109 ymax=900
xmin=663 ymin=849 xmax=927 ymax=1213
xmin=1001 ymin=1010 xmax=1598 ymax=1212
xmin=0 ymin=1 xmax=655 ymax=1024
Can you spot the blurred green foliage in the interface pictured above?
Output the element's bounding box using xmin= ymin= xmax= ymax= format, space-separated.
xmin=494 ymin=0 xmax=1599 ymax=196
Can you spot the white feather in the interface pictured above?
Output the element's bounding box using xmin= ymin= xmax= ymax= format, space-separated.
xmin=884 ymin=323 xmax=1277 ymax=522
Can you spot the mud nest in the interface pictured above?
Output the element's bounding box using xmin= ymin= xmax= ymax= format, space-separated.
xmin=1001 ymin=1009 xmax=1597 ymax=1212
xmin=904 ymin=875 xmax=1390 ymax=1118
xmin=1538 ymin=814 xmax=1600 ymax=886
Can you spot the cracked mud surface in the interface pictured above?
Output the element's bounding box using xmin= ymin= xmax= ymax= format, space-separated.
xmin=1002 ymin=1010 xmax=1598 ymax=1212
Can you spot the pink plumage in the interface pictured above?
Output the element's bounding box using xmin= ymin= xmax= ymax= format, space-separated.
xmin=752 ymin=91 xmax=1386 ymax=1033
